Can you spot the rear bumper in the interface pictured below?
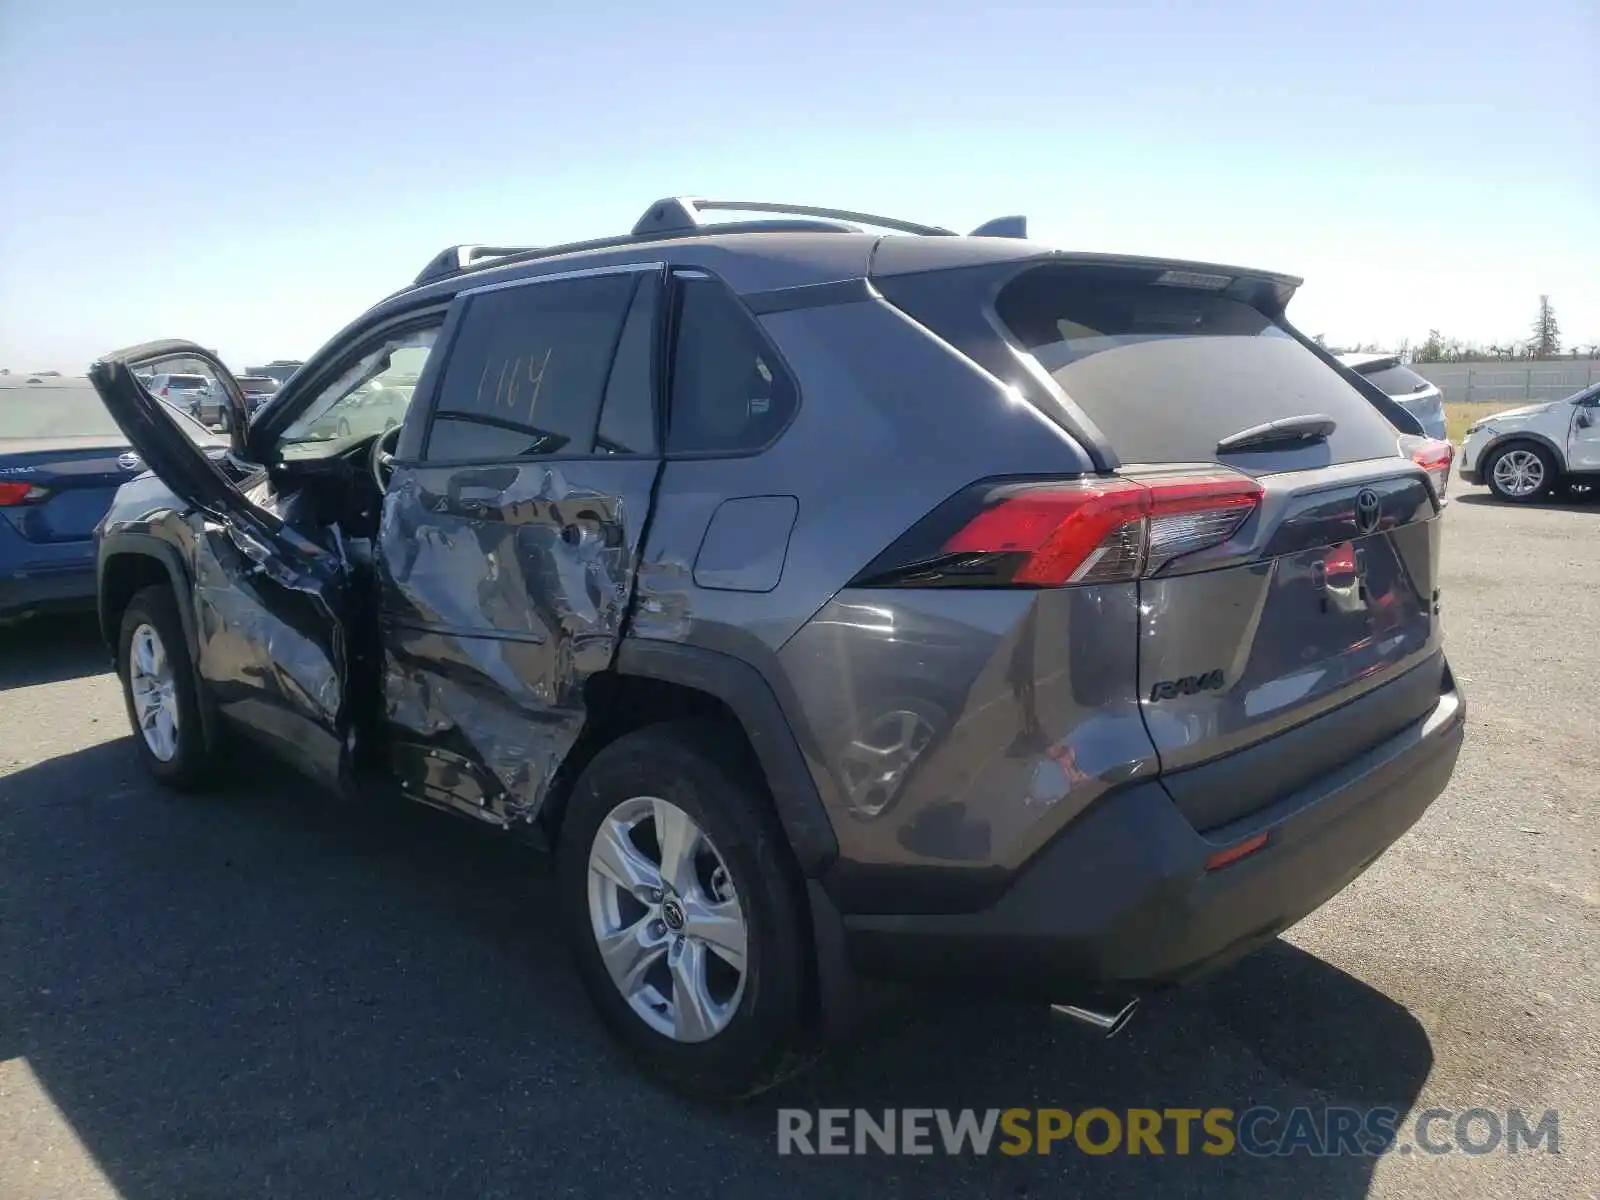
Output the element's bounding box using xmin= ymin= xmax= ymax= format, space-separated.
xmin=839 ymin=672 xmax=1465 ymax=998
xmin=0 ymin=559 xmax=97 ymax=617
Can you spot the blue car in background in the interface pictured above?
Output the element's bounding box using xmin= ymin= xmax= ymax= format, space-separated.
xmin=1337 ymin=352 xmax=1448 ymax=442
xmin=1 ymin=375 xmax=229 ymax=620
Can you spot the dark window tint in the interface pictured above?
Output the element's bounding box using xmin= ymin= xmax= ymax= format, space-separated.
xmin=165 ymin=374 xmax=209 ymax=390
xmin=595 ymin=274 xmax=659 ymax=455
xmin=995 ymin=268 xmax=1400 ymax=466
xmin=1358 ymin=364 xmax=1432 ymax=396
xmin=239 ymin=377 xmax=279 ymax=395
xmin=425 ymin=273 xmax=637 ymax=461
xmin=667 ymin=276 xmax=795 ymax=455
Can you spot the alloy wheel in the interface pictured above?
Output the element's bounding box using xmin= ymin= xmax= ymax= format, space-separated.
xmin=586 ymin=795 xmax=747 ymax=1042
xmin=1492 ymin=449 xmax=1545 ymax=498
xmin=128 ymin=622 xmax=179 ymax=761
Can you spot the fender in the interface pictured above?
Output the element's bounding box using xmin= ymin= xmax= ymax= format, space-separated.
xmin=1477 ymin=429 xmax=1568 ymax=472
xmin=97 ymin=529 xmax=224 ymax=753
xmin=613 ymin=638 xmax=839 ymax=877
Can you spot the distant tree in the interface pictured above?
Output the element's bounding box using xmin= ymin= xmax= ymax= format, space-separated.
xmin=1530 ymin=295 xmax=1561 ymax=358
xmin=1395 ymin=337 xmax=1411 ymax=362
xmin=1415 ymin=329 xmax=1448 ymax=362
xmin=1312 ymin=333 xmax=1327 ymax=348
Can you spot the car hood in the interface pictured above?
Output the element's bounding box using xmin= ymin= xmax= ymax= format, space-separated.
xmin=1482 ymin=401 xmax=1558 ymax=422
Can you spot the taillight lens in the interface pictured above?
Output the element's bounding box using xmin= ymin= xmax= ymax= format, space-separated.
xmin=854 ymin=472 xmax=1263 ymax=588
xmin=0 ymin=481 xmax=49 ymax=506
xmin=1400 ymin=435 xmax=1453 ymax=501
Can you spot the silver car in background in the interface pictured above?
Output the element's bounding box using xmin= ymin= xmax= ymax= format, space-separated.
xmin=1338 ymin=353 xmax=1447 ymax=441
xmin=147 ymin=372 xmax=223 ymax=427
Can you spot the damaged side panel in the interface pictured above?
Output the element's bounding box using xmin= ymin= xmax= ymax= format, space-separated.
xmin=376 ymin=457 xmax=659 ymax=825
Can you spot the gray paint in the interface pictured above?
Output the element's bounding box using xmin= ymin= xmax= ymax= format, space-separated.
xmin=377 ymin=455 xmax=659 ymax=824
xmin=88 ymin=220 xmax=1459 ymax=933
xmin=692 ymin=496 xmax=798 ymax=592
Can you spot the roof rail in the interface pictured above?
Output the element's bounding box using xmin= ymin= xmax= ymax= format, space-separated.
xmin=631 ymin=197 xmax=957 ymax=238
xmin=413 ymin=244 xmax=542 ymax=287
xmin=406 ymin=199 xmax=1031 ymax=292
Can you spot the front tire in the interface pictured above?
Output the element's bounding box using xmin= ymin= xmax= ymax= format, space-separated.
xmin=117 ymin=585 xmax=218 ymax=790
xmin=557 ymin=721 xmax=817 ymax=1099
xmin=1485 ymin=442 xmax=1557 ymax=503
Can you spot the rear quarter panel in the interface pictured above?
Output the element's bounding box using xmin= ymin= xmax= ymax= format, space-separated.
xmin=633 ymin=295 xmax=1158 ymax=910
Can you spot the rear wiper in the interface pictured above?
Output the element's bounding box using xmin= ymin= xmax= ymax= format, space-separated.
xmin=1217 ymin=413 xmax=1337 ymax=453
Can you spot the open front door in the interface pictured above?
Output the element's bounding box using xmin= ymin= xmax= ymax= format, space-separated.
xmin=90 ymin=341 xmax=355 ymax=789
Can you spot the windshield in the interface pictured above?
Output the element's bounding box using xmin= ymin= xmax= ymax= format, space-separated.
xmin=277 ymin=329 xmax=437 ymax=459
xmin=0 ymin=381 xmax=218 ymax=444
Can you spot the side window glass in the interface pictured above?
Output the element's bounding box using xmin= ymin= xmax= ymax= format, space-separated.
xmin=666 ymin=275 xmax=796 ymax=455
xmin=425 ymin=273 xmax=638 ymax=462
xmin=594 ymin=275 xmax=660 ymax=455
xmin=278 ymin=326 xmax=440 ymax=461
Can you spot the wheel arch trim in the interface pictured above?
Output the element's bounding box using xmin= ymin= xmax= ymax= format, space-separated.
xmin=613 ymin=638 xmax=838 ymax=877
xmin=97 ymin=532 xmax=222 ymax=750
xmin=1480 ymin=430 xmax=1566 ymax=475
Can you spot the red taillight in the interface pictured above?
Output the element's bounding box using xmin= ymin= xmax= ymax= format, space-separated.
xmin=159 ymin=386 xmax=170 ymax=397
xmin=1401 ymin=435 xmax=1453 ymax=500
xmin=0 ymin=481 xmax=48 ymax=506
xmin=944 ymin=472 xmax=1262 ymax=586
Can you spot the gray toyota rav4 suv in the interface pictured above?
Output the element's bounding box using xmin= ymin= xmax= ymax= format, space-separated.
xmin=91 ymin=198 xmax=1465 ymax=1098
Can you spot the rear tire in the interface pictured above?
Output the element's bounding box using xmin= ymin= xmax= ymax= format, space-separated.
xmin=557 ymin=720 xmax=817 ymax=1099
xmin=1485 ymin=442 xmax=1557 ymax=503
xmin=116 ymin=585 xmax=219 ymax=790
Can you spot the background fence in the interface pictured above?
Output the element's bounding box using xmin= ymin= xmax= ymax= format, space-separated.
xmin=1410 ymin=361 xmax=1600 ymax=404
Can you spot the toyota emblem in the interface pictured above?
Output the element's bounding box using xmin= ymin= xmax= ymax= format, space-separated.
xmin=1354 ymin=488 xmax=1381 ymax=535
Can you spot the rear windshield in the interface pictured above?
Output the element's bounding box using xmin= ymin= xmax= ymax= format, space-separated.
xmin=166 ymin=375 xmax=209 ymax=390
xmin=0 ymin=382 xmax=217 ymax=443
xmin=239 ymin=377 xmax=278 ymax=394
xmin=1357 ymin=363 xmax=1432 ymax=396
xmin=0 ymin=384 xmax=123 ymax=438
xmin=995 ymin=270 xmax=1401 ymax=466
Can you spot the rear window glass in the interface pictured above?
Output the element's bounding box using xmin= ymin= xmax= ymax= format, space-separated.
xmin=166 ymin=375 xmax=210 ymax=390
xmin=995 ymin=270 xmax=1401 ymax=466
xmin=666 ymin=275 xmax=795 ymax=455
xmin=0 ymin=384 xmax=122 ymax=438
xmin=239 ymin=377 xmax=279 ymax=394
xmin=1358 ymin=364 xmax=1432 ymax=396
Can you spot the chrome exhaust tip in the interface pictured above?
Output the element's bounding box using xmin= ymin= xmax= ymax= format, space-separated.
xmin=1050 ymin=997 xmax=1139 ymax=1038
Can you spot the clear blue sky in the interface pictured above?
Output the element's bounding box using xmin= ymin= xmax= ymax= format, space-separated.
xmin=2 ymin=0 xmax=1595 ymax=371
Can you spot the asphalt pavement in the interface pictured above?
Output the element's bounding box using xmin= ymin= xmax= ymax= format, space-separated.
xmin=1 ymin=486 xmax=1595 ymax=1200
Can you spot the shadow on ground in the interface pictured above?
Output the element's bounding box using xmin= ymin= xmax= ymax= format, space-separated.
xmin=0 ymin=612 xmax=109 ymax=688
xmin=1454 ymin=486 xmax=1599 ymax=511
xmin=0 ymin=730 xmax=1435 ymax=1200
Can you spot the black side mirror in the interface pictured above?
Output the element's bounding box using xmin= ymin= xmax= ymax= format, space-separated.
xmin=1578 ymin=410 xmax=1594 ymax=429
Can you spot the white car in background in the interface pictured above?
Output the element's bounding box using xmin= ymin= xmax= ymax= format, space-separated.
xmin=1337 ymin=353 xmax=1447 ymax=441
xmin=1459 ymin=381 xmax=1600 ymax=502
